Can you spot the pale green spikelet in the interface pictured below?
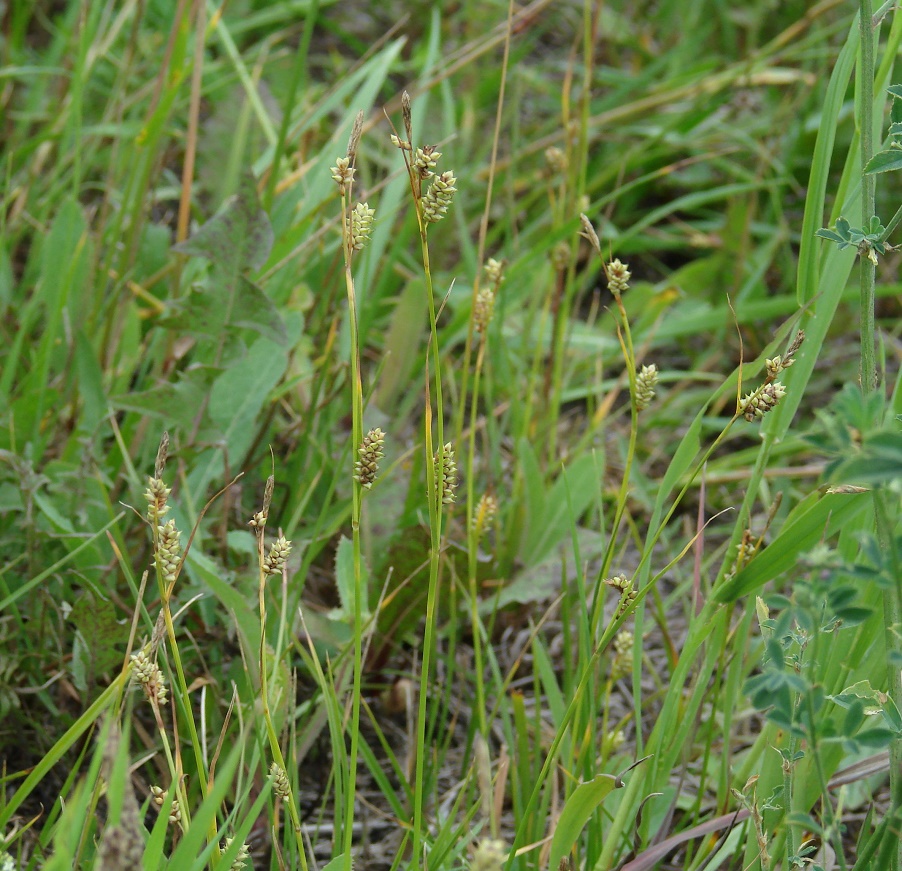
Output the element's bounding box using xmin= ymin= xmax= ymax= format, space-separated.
xmin=154 ymin=519 xmax=181 ymax=583
xmin=263 ymin=536 xmax=292 ymax=575
xmin=414 ymin=145 xmax=441 ymax=179
xmin=130 ymin=646 xmax=168 ymax=706
xmin=330 ymin=156 xmax=355 ymax=195
xmin=223 ymin=837 xmax=252 ymax=870
xmin=544 ymin=145 xmax=567 ymax=174
xmin=270 ymin=762 xmax=291 ymax=798
xmin=471 ymin=493 xmax=498 ymax=538
xmin=635 ymin=363 xmax=659 ymax=411
xmin=354 ymin=427 xmax=386 ymax=489
xmin=471 ymin=838 xmax=508 ymax=871
xmin=604 ymin=729 xmax=626 ymax=752
xmin=349 ymin=202 xmax=375 ymax=250
xmin=604 ymin=574 xmax=637 ymax=619
xmin=610 ymin=630 xmax=634 ymax=681
xmin=434 ymin=443 xmax=458 ymax=505
xmin=422 ymin=170 xmax=457 ymax=223
xmin=605 ymin=258 xmax=631 ymax=297
xmin=551 ymin=241 xmax=570 ymax=271
xmin=483 ymin=257 xmax=505 ymax=287
xmin=739 ymin=381 xmax=786 ymax=422
xmin=474 ymin=286 xmax=496 ymax=333
xmin=144 ymin=476 xmax=171 ymax=522
xmin=151 ymin=785 xmax=181 ymax=824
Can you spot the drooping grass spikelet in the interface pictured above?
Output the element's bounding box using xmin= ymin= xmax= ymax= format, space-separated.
xmin=349 ymin=202 xmax=375 ymax=251
xmin=604 ymin=574 xmax=637 ymax=619
xmin=422 ymin=170 xmax=457 ymax=223
xmin=739 ymin=381 xmax=787 ymax=422
xmin=144 ymin=476 xmax=171 ymax=522
xmin=483 ymin=257 xmax=505 ymax=287
xmin=154 ymin=519 xmax=181 ymax=583
xmin=130 ymin=645 xmax=168 ymax=706
xmin=414 ymin=145 xmax=441 ymax=179
xmin=471 ymin=839 xmax=508 ymax=871
xmin=740 ymin=329 xmax=804 ymax=421
xmin=766 ymin=329 xmax=805 ymax=378
xmin=604 ymin=258 xmax=631 ymax=298
xmin=434 ymin=443 xmax=458 ymax=505
xmin=471 ymin=493 xmax=498 ymax=538
xmin=474 ymin=286 xmax=495 ymax=334
xmin=263 ymin=535 xmax=292 ymax=575
xmin=635 ymin=363 xmax=659 ymax=411
xmin=354 ymin=427 xmax=385 ymax=489
xmin=544 ymin=145 xmax=567 ymax=174
xmin=151 ymin=785 xmax=181 ymax=824
xmin=475 ymin=258 xmax=504 ymax=333
xmin=223 ymin=838 xmax=252 ymax=870
xmin=330 ymin=157 xmax=355 ymax=195
xmin=551 ymin=241 xmax=570 ymax=271
xmin=270 ymin=762 xmax=291 ymax=798
xmin=610 ymin=630 xmax=634 ymax=681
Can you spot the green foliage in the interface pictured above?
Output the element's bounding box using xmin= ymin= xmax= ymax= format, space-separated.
xmin=1 ymin=1 xmax=900 ymax=869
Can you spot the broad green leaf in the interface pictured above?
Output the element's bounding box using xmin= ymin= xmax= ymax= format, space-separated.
xmin=548 ymin=773 xmax=619 ymax=870
xmin=173 ymin=172 xmax=273 ymax=271
xmin=163 ymin=276 xmax=288 ymax=345
xmin=864 ymin=148 xmax=902 ymax=175
xmin=69 ymin=591 xmax=124 ymax=689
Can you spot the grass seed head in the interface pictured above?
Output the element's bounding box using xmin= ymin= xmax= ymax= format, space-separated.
xmin=434 ymin=443 xmax=458 ymax=505
xmin=545 ymin=145 xmax=567 ymax=174
xmin=154 ymin=519 xmax=181 ymax=583
xmin=471 ymin=493 xmax=498 ymax=536
xmin=471 ymin=839 xmax=508 ymax=871
xmin=223 ymin=837 xmax=252 ymax=870
xmin=263 ymin=535 xmax=292 ymax=575
xmin=611 ymin=630 xmax=634 ymax=680
xmin=349 ymin=202 xmax=375 ymax=251
xmin=483 ymin=257 xmax=505 ymax=287
xmin=635 ymin=363 xmax=659 ymax=411
xmin=740 ymin=381 xmax=786 ymax=421
xmin=604 ymin=258 xmax=631 ymax=297
xmin=551 ymin=241 xmax=570 ymax=271
xmin=414 ymin=145 xmax=441 ymax=179
xmin=422 ymin=170 xmax=457 ymax=223
xmin=151 ymin=785 xmax=181 ymax=824
xmin=330 ymin=156 xmax=355 ymax=195
xmin=474 ymin=286 xmax=496 ymax=334
xmin=270 ymin=762 xmax=291 ymax=798
xmin=130 ymin=646 xmax=168 ymax=706
xmin=354 ymin=427 xmax=386 ymax=489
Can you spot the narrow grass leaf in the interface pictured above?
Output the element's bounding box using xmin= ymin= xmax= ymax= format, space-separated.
xmin=715 ymin=491 xmax=871 ymax=602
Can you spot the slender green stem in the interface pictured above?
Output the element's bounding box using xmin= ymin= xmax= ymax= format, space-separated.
xmin=859 ymin=0 xmax=877 ymax=394
xmin=466 ymin=339 xmax=489 ymax=741
xmin=257 ymin=521 xmax=310 ymax=870
xmin=859 ymin=7 xmax=901 ymax=870
xmin=339 ymin=180 xmax=365 ymax=871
